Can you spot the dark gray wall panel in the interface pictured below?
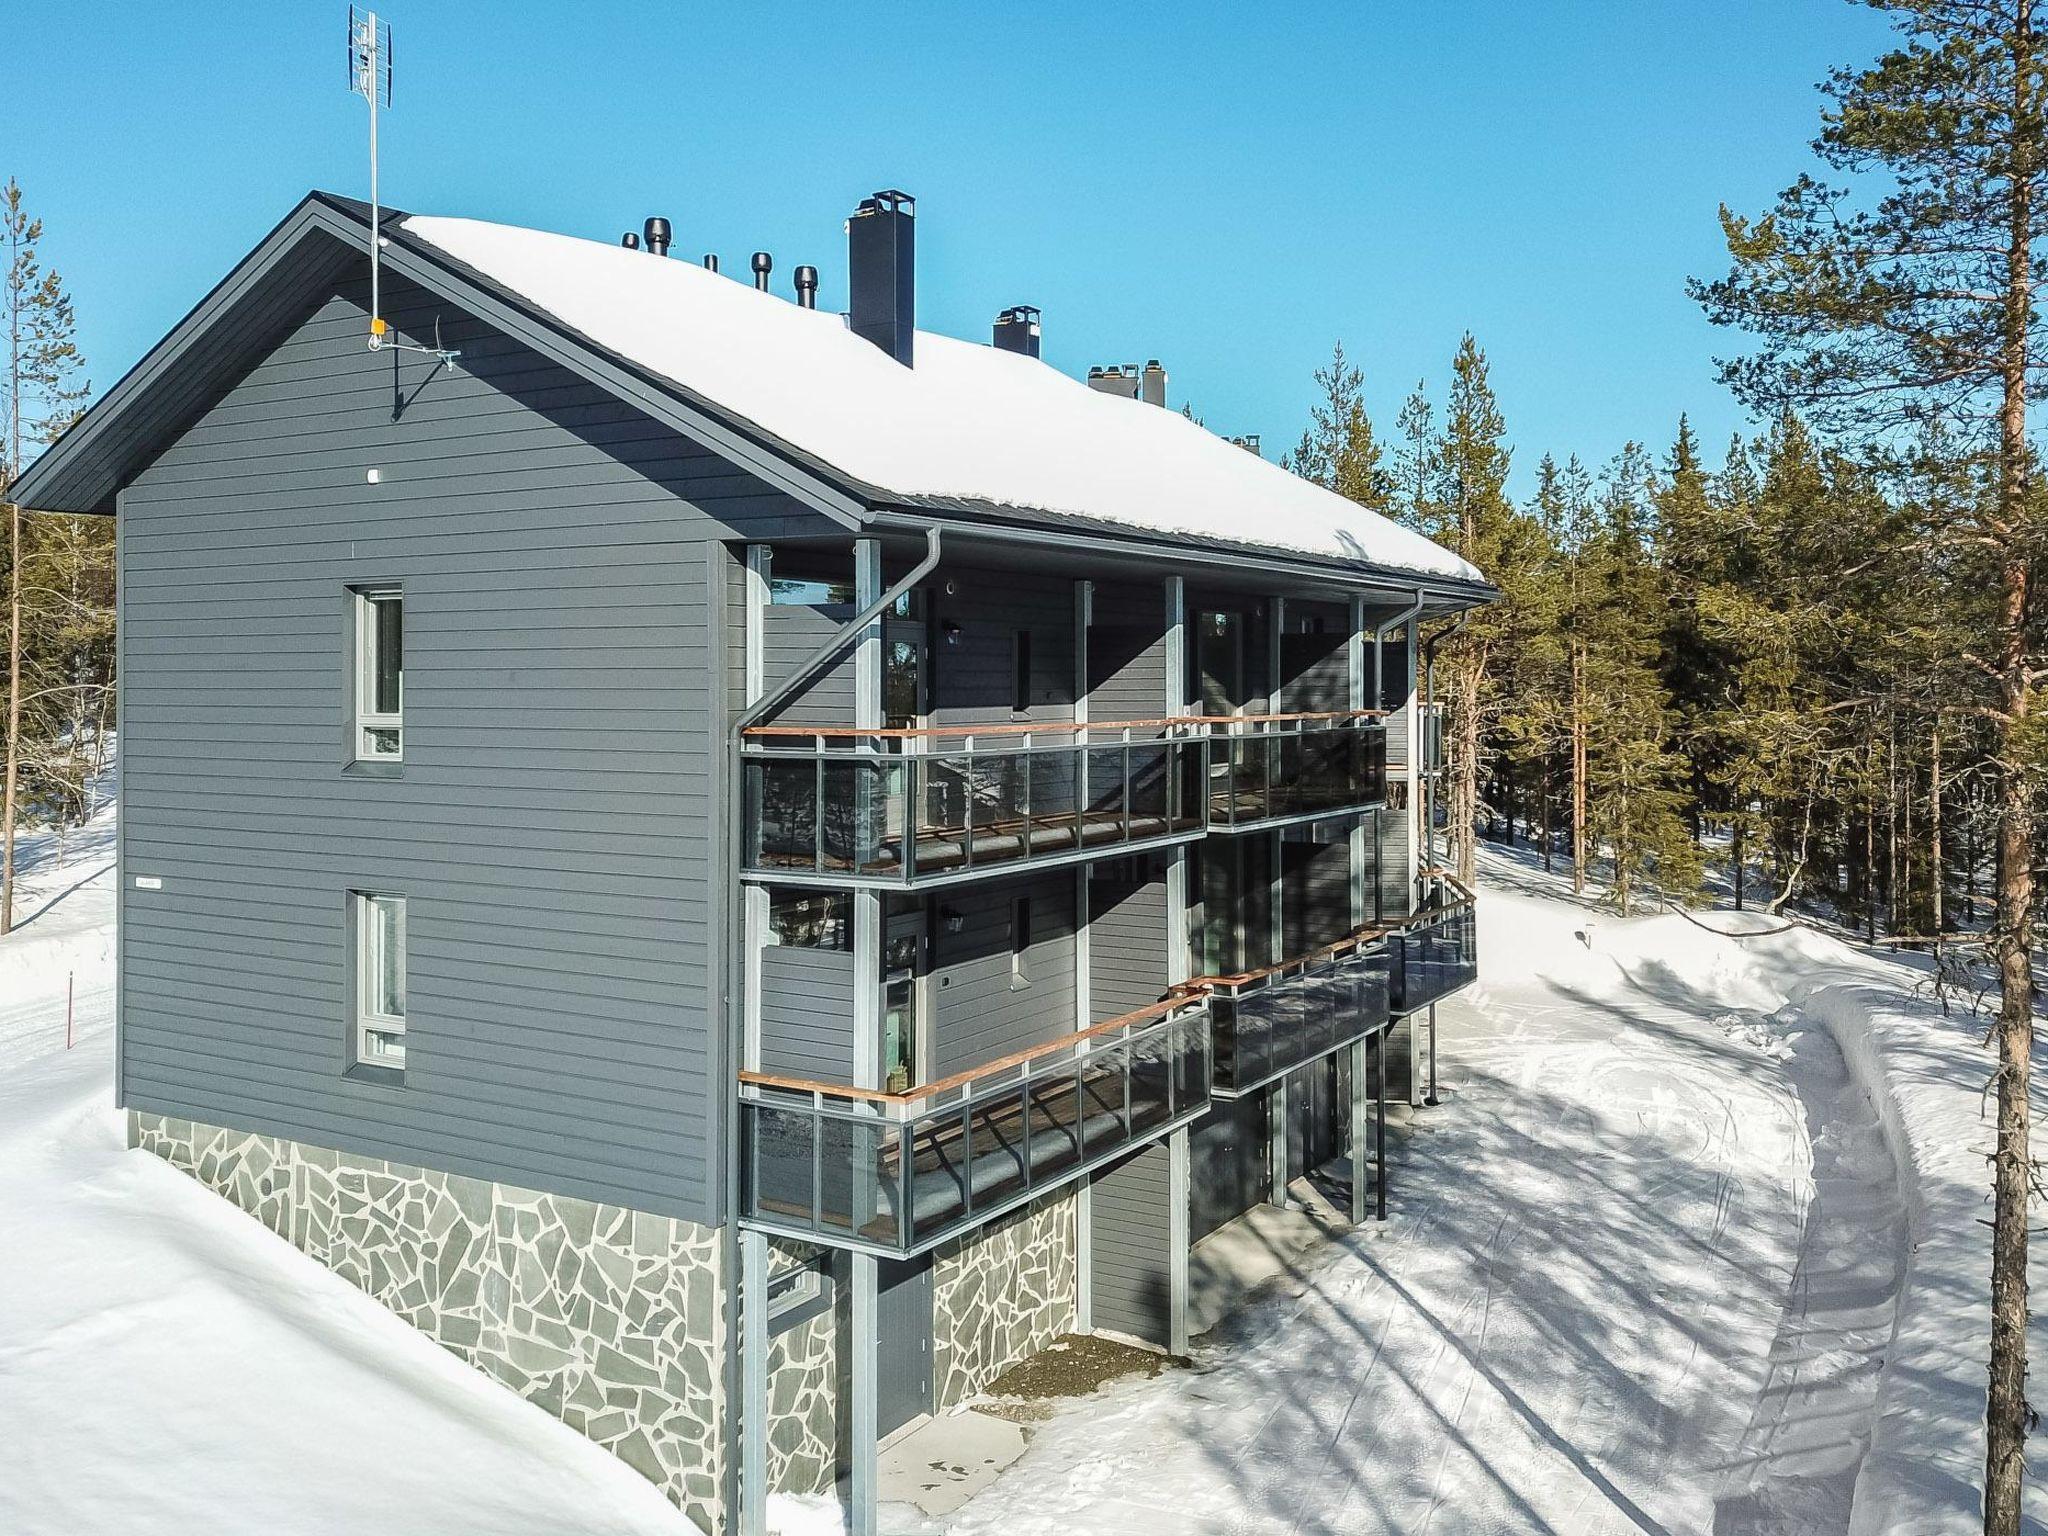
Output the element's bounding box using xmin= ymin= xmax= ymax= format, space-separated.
xmin=927 ymin=870 xmax=1077 ymax=1078
xmin=929 ymin=567 xmax=1076 ymax=726
xmin=116 ymin=270 xmax=826 ymax=1222
xmin=1087 ymin=581 xmax=1169 ymax=724
xmin=1089 ymin=1145 xmax=1173 ymax=1347
xmin=1087 ymin=859 xmax=1169 ymax=1023
xmin=759 ymin=944 xmax=857 ymax=1082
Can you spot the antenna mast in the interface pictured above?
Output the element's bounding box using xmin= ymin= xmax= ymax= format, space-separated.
xmin=348 ymin=7 xmax=392 ymax=348
xmin=346 ymin=9 xmax=456 ymax=368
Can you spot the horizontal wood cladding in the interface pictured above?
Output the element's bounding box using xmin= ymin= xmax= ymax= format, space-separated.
xmin=1088 ymin=580 xmax=1170 ymax=724
xmin=927 ymin=870 xmax=1078 ymax=1079
xmin=1089 ymin=1144 xmax=1174 ymax=1347
xmin=1088 ymin=860 xmax=1170 ymax=1023
xmin=116 ymin=269 xmax=832 ymax=1223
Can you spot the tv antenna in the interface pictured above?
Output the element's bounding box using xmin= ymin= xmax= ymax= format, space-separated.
xmin=348 ymin=8 xmax=458 ymax=369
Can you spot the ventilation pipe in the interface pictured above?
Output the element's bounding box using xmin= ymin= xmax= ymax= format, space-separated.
xmin=643 ymin=217 xmax=671 ymax=257
xmin=848 ymin=189 xmax=915 ymax=365
xmin=703 ymin=253 xmax=720 ymax=274
xmin=993 ymin=306 xmax=1041 ymax=358
xmin=794 ymin=265 xmax=819 ymax=309
xmin=751 ymin=251 xmax=773 ymax=292
xmin=620 ymin=232 xmax=641 ymax=250
xmin=1087 ymin=364 xmax=1141 ymax=400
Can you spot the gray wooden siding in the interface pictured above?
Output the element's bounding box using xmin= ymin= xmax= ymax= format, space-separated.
xmin=1377 ymin=809 xmax=1414 ymax=923
xmin=759 ymin=943 xmax=856 ymax=1081
xmin=930 ymin=568 xmax=1076 ymax=726
xmin=1282 ymin=834 xmax=1354 ymax=955
xmin=117 ymin=269 xmax=834 ymax=1223
xmin=1089 ymin=1145 xmax=1174 ymax=1347
xmin=1087 ymin=581 xmax=1168 ymax=724
xmin=1087 ymin=859 xmax=1170 ymax=1023
xmin=1278 ymin=601 xmax=1350 ymax=714
xmin=927 ymin=871 xmax=1077 ymax=1079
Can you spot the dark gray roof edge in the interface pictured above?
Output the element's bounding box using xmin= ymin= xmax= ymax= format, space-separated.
xmin=328 ymin=195 xmax=872 ymax=527
xmin=8 ymin=194 xmax=352 ymax=514
xmin=866 ymin=500 xmax=1499 ymax=608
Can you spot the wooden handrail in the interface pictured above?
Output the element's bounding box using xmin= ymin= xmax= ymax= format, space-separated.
xmin=1185 ymin=922 xmax=1397 ymax=989
xmin=741 ymin=709 xmax=1387 ymax=742
xmin=737 ymin=991 xmax=1200 ymax=1110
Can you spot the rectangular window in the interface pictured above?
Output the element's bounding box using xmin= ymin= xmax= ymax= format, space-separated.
xmin=1010 ymin=894 xmax=1033 ymax=988
xmin=354 ymin=892 xmax=408 ymax=1071
xmin=767 ymin=890 xmax=853 ymax=950
xmin=353 ymin=588 xmax=403 ymax=761
xmin=1011 ymin=630 xmax=1033 ymax=713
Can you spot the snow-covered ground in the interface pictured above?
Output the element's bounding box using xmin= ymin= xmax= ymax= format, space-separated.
xmin=0 ymin=806 xmax=692 ymax=1536
xmin=3 ymin=820 xmax=2040 ymax=1535
xmin=922 ymin=850 xmax=2047 ymax=1536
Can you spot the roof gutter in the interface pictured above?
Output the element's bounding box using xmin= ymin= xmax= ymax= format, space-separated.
xmin=865 ymin=506 xmax=1495 ymax=609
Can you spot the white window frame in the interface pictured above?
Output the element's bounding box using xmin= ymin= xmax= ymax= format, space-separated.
xmin=1010 ymin=894 xmax=1033 ymax=989
xmin=353 ymin=587 xmax=404 ymax=762
xmin=354 ymin=892 xmax=408 ymax=1072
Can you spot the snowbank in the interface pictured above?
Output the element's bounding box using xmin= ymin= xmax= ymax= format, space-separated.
xmin=1794 ymin=980 xmax=2019 ymax=1536
xmin=1530 ymin=883 xmax=2035 ymax=1535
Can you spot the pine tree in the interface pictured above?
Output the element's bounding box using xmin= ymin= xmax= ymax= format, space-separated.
xmin=1694 ymin=8 xmax=2048 ymax=1520
xmin=2 ymin=178 xmax=91 ymax=934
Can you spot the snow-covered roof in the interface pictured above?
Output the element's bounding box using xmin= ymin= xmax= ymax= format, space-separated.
xmin=402 ymin=215 xmax=1483 ymax=586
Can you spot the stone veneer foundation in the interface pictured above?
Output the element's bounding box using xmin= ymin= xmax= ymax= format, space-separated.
xmin=760 ymin=1186 xmax=1084 ymax=1501
xmin=931 ymin=1190 xmax=1080 ymax=1408
xmin=130 ymin=1111 xmax=728 ymax=1532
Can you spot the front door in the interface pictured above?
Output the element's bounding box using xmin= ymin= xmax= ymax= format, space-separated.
xmin=878 ymin=1254 xmax=933 ymax=1437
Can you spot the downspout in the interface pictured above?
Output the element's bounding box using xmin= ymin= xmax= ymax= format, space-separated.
xmin=721 ymin=524 xmax=939 ymax=1533
xmin=1378 ymin=589 xmax=1426 ymax=928
xmin=1420 ymin=609 xmax=1469 ymax=894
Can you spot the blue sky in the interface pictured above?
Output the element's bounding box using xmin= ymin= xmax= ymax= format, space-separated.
xmin=17 ymin=1 xmax=1896 ymax=494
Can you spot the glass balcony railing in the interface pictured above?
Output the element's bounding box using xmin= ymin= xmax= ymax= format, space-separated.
xmin=741 ymin=724 xmax=1207 ymax=885
xmin=1391 ymin=897 xmax=1477 ymax=1013
xmin=738 ymin=996 xmax=1211 ymax=1256
xmin=1202 ymin=714 xmax=1387 ymax=829
xmin=1200 ymin=928 xmax=1393 ymax=1097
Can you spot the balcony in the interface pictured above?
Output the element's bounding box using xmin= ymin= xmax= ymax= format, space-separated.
xmin=741 ymin=723 xmax=1207 ymax=887
xmin=738 ymin=996 xmax=1212 ymax=1257
xmin=1202 ymin=713 xmax=1387 ymax=831
xmin=1199 ymin=928 xmax=1393 ymax=1097
xmin=1391 ymin=895 xmax=1477 ymax=1013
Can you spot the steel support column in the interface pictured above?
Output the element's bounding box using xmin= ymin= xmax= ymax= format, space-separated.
xmin=1169 ymin=1126 xmax=1191 ymax=1356
xmin=1372 ymin=1030 xmax=1388 ymax=1222
xmin=1350 ymin=1036 xmax=1370 ymax=1225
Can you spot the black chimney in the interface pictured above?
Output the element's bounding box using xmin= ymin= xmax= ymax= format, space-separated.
xmin=751 ymin=251 xmax=773 ymax=292
xmin=993 ymin=306 xmax=1041 ymax=358
xmin=848 ymin=189 xmax=915 ymax=365
xmin=703 ymin=253 xmax=720 ymax=274
xmin=794 ymin=265 xmax=819 ymax=309
xmin=643 ymin=217 xmax=671 ymax=257
xmin=621 ymin=232 xmax=641 ymax=250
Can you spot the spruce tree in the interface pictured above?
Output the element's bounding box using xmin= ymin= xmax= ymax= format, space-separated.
xmin=1694 ymin=7 xmax=2048 ymax=1520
